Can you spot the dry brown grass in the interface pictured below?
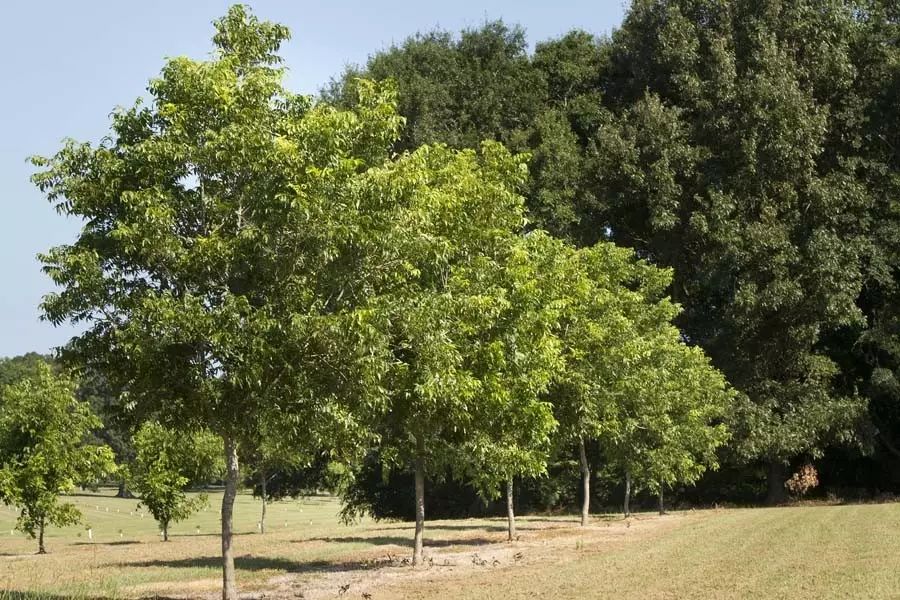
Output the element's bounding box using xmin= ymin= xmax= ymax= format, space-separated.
xmin=2 ymin=490 xmax=899 ymax=599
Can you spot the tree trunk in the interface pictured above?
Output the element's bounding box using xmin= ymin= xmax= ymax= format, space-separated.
xmin=766 ymin=461 xmax=788 ymax=506
xmin=37 ymin=516 xmax=46 ymax=554
xmin=624 ymin=470 xmax=632 ymax=517
xmin=413 ymin=437 xmax=426 ymax=566
xmin=116 ymin=479 xmax=134 ymax=499
xmin=222 ymin=436 xmax=240 ymax=600
xmin=658 ymin=484 xmax=665 ymax=516
xmin=506 ymin=477 xmax=516 ymax=542
xmin=579 ymin=438 xmax=590 ymax=526
xmin=163 ymin=521 xmax=169 ymax=542
xmin=259 ymin=470 xmax=267 ymax=535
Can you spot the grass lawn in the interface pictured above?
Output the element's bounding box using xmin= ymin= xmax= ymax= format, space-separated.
xmin=1 ymin=490 xmax=899 ymax=599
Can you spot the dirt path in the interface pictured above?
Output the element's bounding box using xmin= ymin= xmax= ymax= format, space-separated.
xmin=260 ymin=513 xmax=695 ymax=600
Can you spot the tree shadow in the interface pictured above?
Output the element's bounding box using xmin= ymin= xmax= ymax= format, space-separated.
xmin=0 ymin=591 xmax=186 ymax=600
xmin=368 ymin=519 xmax=579 ymax=532
xmin=0 ymin=593 xmax=119 ymax=600
xmin=366 ymin=523 xmax=508 ymax=533
xmin=298 ymin=535 xmax=496 ymax=548
xmin=72 ymin=540 xmax=142 ymax=546
xmin=106 ymin=555 xmax=375 ymax=575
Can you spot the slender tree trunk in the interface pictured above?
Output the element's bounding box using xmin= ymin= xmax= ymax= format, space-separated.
xmin=579 ymin=438 xmax=590 ymax=526
xmin=413 ymin=437 xmax=426 ymax=566
xmin=766 ymin=461 xmax=788 ymax=506
xmin=259 ymin=470 xmax=267 ymax=535
xmin=658 ymin=484 xmax=665 ymax=516
xmin=506 ymin=477 xmax=516 ymax=542
xmin=163 ymin=521 xmax=169 ymax=542
xmin=624 ymin=470 xmax=632 ymax=517
xmin=222 ymin=436 xmax=240 ymax=600
xmin=37 ymin=516 xmax=46 ymax=554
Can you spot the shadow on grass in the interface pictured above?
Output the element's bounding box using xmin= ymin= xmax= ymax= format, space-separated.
xmin=72 ymin=540 xmax=142 ymax=547
xmin=298 ymin=535 xmax=496 ymax=548
xmin=369 ymin=523 xmax=508 ymax=533
xmin=369 ymin=518 xmax=582 ymax=532
xmin=0 ymin=595 xmax=183 ymax=600
xmin=107 ymin=554 xmax=373 ymax=575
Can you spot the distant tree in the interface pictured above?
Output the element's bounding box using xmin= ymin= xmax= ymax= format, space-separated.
xmin=242 ymin=424 xmax=334 ymax=534
xmin=325 ymin=21 xmax=546 ymax=154
xmin=0 ymin=353 xmax=54 ymax=388
xmin=127 ymin=422 xmax=222 ymax=541
xmin=549 ymin=240 xmax=732 ymax=524
xmin=0 ymin=364 xmax=116 ymax=553
xmin=76 ymin=369 xmax=136 ymax=498
xmin=604 ymin=337 xmax=732 ymax=516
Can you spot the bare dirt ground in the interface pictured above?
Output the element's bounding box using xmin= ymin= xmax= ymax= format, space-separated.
xmin=250 ymin=513 xmax=691 ymax=600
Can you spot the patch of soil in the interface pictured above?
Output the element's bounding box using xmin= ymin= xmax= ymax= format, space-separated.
xmin=260 ymin=514 xmax=690 ymax=600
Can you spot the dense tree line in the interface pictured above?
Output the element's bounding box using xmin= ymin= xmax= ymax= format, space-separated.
xmin=1 ymin=2 xmax=897 ymax=599
xmin=328 ymin=0 xmax=900 ymax=505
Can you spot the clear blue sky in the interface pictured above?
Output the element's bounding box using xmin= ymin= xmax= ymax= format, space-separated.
xmin=0 ymin=1 xmax=627 ymax=358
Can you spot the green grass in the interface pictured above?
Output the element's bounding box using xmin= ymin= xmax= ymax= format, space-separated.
xmin=0 ymin=487 xmax=335 ymax=546
xmin=2 ymin=491 xmax=899 ymax=599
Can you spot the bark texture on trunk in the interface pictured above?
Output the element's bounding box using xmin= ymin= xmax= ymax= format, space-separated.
xmin=624 ymin=470 xmax=632 ymax=517
xmin=506 ymin=477 xmax=516 ymax=542
xmin=37 ymin=516 xmax=46 ymax=554
xmin=766 ymin=461 xmax=788 ymax=505
xmin=579 ymin=438 xmax=590 ymax=527
xmin=222 ymin=436 xmax=240 ymax=600
xmin=413 ymin=437 xmax=426 ymax=566
xmin=259 ymin=470 xmax=267 ymax=535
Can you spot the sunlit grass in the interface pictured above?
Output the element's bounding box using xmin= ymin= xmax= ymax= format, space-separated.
xmin=2 ymin=491 xmax=899 ymax=599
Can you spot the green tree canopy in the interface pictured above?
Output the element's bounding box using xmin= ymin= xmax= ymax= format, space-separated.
xmin=331 ymin=2 xmax=900 ymax=503
xmin=127 ymin=422 xmax=222 ymax=541
xmin=0 ymin=364 xmax=116 ymax=553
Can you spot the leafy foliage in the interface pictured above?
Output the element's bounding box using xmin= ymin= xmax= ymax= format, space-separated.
xmin=0 ymin=364 xmax=116 ymax=552
xmin=127 ymin=422 xmax=221 ymax=540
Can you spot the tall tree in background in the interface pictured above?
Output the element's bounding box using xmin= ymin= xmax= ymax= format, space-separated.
xmin=0 ymin=364 xmax=116 ymax=553
xmin=0 ymin=353 xmax=52 ymax=388
xmin=332 ymin=2 xmax=900 ymax=502
xmin=592 ymin=0 xmax=890 ymax=502
xmin=325 ymin=22 xmax=546 ymax=154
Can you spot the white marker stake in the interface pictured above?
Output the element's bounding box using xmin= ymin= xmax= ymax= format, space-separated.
xmin=88 ymin=528 xmax=93 ymax=541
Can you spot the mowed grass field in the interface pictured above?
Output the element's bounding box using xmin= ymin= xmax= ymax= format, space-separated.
xmin=1 ymin=489 xmax=899 ymax=599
